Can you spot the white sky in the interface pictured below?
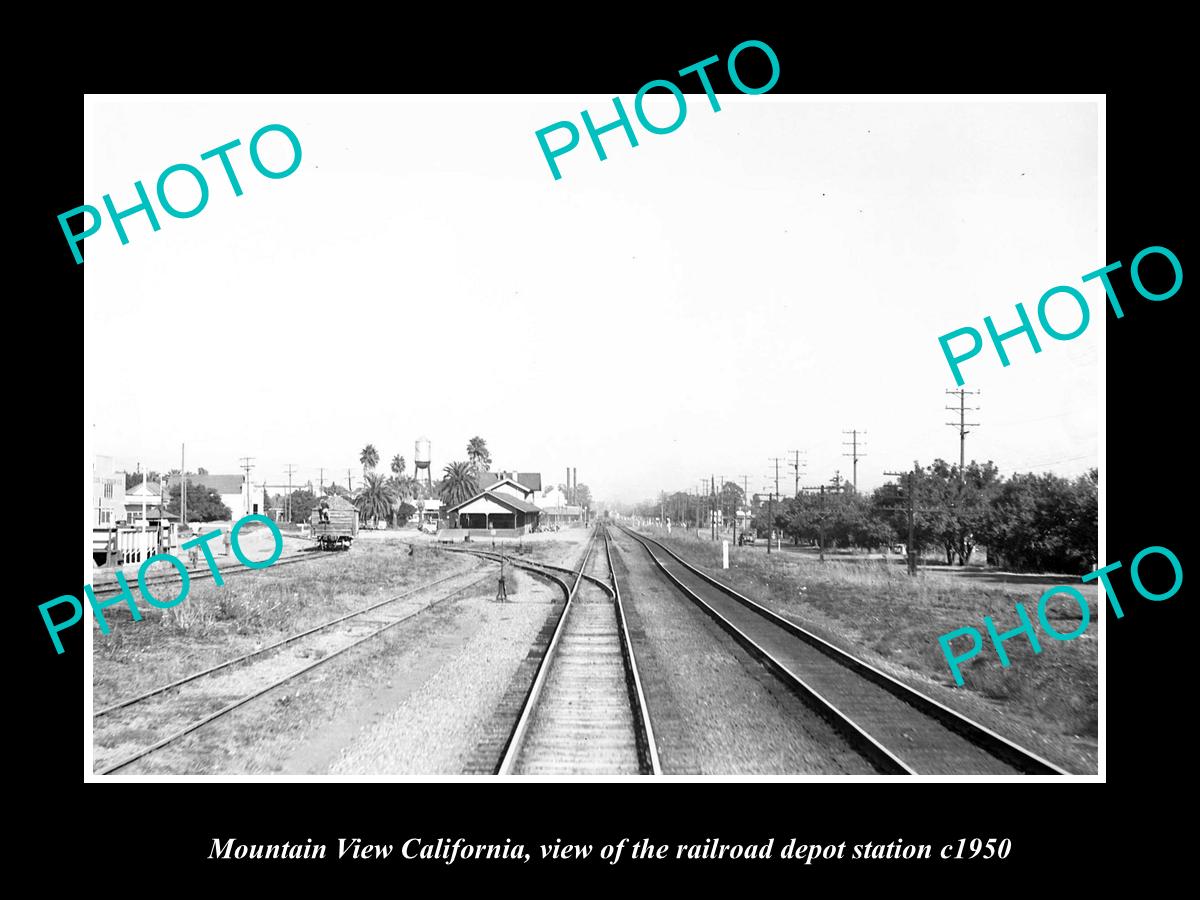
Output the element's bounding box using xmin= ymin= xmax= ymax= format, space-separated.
xmin=84 ymin=96 xmax=1099 ymax=504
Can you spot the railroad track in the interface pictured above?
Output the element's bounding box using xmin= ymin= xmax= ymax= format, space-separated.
xmin=93 ymin=563 xmax=492 ymax=775
xmin=479 ymin=525 xmax=659 ymax=776
xmin=90 ymin=547 xmax=333 ymax=600
xmin=616 ymin=525 xmax=1067 ymax=776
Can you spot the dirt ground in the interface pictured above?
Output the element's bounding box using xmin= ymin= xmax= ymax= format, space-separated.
xmin=643 ymin=526 xmax=1098 ymax=774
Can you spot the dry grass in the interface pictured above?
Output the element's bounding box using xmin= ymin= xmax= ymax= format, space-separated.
xmin=92 ymin=543 xmax=478 ymax=706
xmin=651 ymin=529 xmax=1098 ymax=757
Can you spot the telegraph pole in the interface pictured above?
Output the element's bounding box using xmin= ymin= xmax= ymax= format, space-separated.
xmin=766 ymin=457 xmax=785 ymax=553
xmin=945 ymin=389 xmax=981 ymax=481
xmin=180 ymin=443 xmax=187 ymax=526
xmin=884 ymin=461 xmax=925 ymax=575
xmin=766 ymin=487 xmax=774 ymax=556
xmin=709 ymin=475 xmax=716 ymax=537
xmin=767 ymin=457 xmax=783 ymax=499
xmin=842 ymin=430 xmax=867 ymax=491
xmin=788 ymin=450 xmax=806 ymax=497
xmin=284 ymin=464 xmax=298 ymax=523
xmin=239 ymin=456 xmax=255 ymax=520
xmin=798 ymin=476 xmax=844 ymax=563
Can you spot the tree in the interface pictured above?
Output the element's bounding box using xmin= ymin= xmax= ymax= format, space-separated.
xmin=165 ymin=481 xmax=231 ymax=522
xmin=197 ymin=467 xmax=209 ymax=475
xmin=918 ymin=459 xmax=1002 ymax=565
xmin=288 ymin=489 xmax=317 ymax=524
xmin=323 ymin=483 xmax=352 ymax=500
xmin=466 ymin=437 xmax=491 ymax=473
xmin=719 ymin=481 xmax=745 ymax=521
xmin=386 ymin=475 xmax=416 ymax=525
xmin=355 ymin=472 xmax=395 ymax=528
xmin=981 ymin=469 xmax=1096 ymax=573
xmin=574 ymin=483 xmax=593 ymax=509
xmin=359 ymin=444 xmax=379 ymax=477
xmin=439 ymin=461 xmax=479 ymax=508
xmin=391 ymin=454 xmax=406 ymax=478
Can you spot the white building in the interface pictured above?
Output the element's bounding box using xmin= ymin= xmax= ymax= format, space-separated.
xmin=93 ymin=456 xmax=126 ymax=526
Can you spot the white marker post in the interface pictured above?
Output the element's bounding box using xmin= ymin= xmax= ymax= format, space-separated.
xmin=722 ymin=540 xmax=729 ymax=569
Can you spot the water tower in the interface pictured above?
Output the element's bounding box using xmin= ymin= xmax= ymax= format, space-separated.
xmin=414 ymin=437 xmax=432 ymax=488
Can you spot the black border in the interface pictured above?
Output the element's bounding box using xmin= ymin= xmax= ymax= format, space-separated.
xmin=23 ymin=23 xmax=1189 ymax=886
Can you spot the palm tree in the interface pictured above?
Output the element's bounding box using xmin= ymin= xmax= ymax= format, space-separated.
xmin=440 ymin=461 xmax=479 ymax=508
xmin=355 ymin=472 xmax=395 ymax=528
xmin=386 ymin=475 xmax=413 ymax=526
xmin=360 ymin=444 xmax=379 ymax=481
xmin=466 ymin=436 xmax=491 ymax=473
xmin=391 ymin=454 xmax=406 ymax=478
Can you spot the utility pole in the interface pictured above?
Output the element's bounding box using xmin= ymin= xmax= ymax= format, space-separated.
xmin=798 ymin=478 xmax=843 ymax=563
xmin=945 ymin=389 xmax=981 ymax=482
xmin=239 ymin=456 xmax=255 ymax=520
xmin=767 ymin=457 xmax=783 ymax=499
xmin=766 ymin=457 xmax=785 ymax=552
xmin=842 ymin=430 xmax=867 ymax=491
xmin=285 ymin=464 xmax=298 ymax=524
xmin=180 ymin=443 xmax=187 ymax=527
xmin=883 ymin=461 xmax=927 ymax=576
xmin=767 ymin=488 xmax=774 ymax=556
xmin=709 ymin=475 xmax=715 ymax=538
xmin=788 ymin=450 xmax=806 ymax=498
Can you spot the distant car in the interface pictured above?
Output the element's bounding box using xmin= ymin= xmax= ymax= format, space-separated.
xmin=738 ymin=532 xmax=757 ymax=546
xmin=421 ymin=522 xmax=438 ymax=535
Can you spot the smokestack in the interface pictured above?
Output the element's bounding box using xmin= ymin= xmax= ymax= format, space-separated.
xmin=573 ymin=467 xmax=577 ymax=505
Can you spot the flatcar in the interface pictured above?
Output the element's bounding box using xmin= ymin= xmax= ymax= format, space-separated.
xmin=310 ymin=495 xmax=359 ymax=550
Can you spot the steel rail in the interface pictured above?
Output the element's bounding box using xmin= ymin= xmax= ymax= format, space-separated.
xmin=620 ymin=526 xmax=912 ymax=775
xmin=620 ymin=525 xmax=1068 ymax=776
xmin=601 ymin=525 xmax=662 ymax=775
xmin=494 ymin=533 xmax=594 ymax=775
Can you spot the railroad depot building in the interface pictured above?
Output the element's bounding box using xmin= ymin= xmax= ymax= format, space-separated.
xmin=475 ymin=470 xmax=543 ymax=504
xmin=445 ymin=490 xmax=541 ymax=534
